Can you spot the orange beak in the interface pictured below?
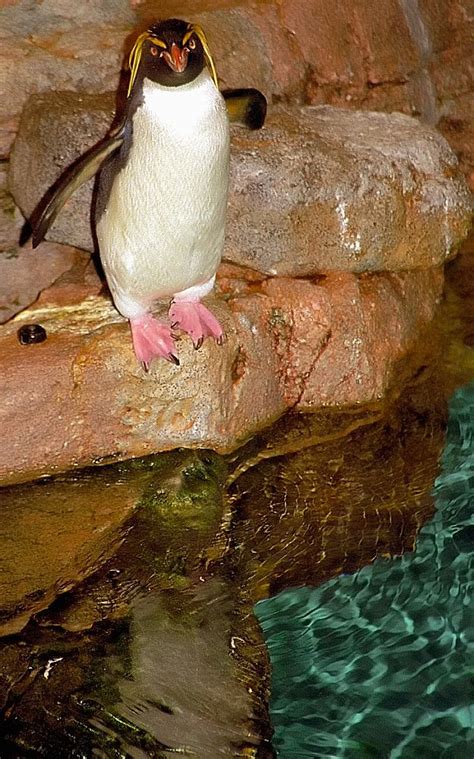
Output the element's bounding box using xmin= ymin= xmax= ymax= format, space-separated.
xmin=163 ymin=43 xmax=189 ymax=73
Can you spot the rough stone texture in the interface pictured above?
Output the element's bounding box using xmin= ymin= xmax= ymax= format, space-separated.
xmin=1 ymin=0 xmax=473 ymax=192
xmin=421 ymin=0 xmax=474 ymax=188
xmin=227 ymin=106 xmax=472 ymax=275
xmin=0 ymin=162 xmax=87 ymax=322
xmin=8 ymin=92 xmax=116 ymax=252
xmin=281 ymin=0 xmax=420 ymax=102
xmin=0 ymin=1 xmax=289 ymax=158
xmin=297 ymin=267 xmax=444 ymax=410
xmin=0 ymin=4 xmax=134 ymax=157
xmin=1 ymin=0 xmax=472 ymax=478
xmin=0 ymin=263 xmax=443 ymax=485
xmin=9 ymin=95 xmax=472 ymax=275
xmin=0 ymin=241 xmax=86 ymax=323
xmin=186 ymin=9 xmax=273 ymax=96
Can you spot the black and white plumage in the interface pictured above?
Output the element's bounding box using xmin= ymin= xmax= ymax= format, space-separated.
xmin=33 ymin=18 xmax=267 ymax=369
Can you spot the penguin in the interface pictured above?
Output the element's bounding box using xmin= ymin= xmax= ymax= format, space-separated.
xmin=32 ymin=18 xmax=266 ymax=370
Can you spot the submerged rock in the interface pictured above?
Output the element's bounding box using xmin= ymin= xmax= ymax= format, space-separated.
xmin=9 ymin=95 xmax=472 ymax=273
xmin=0 ymin=449 xmax=272 ymax=756
xmin=0 ymin=462 xmax=153 ymax=636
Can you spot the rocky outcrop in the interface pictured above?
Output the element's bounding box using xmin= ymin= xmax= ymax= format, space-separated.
xmin=0 ymin=0 xmax=134 ymax=158
xmin=227 ymin=106 xmax=471 ymax=274
xmin=9 ymin=95 xmax=472 ymax=274
xmin=0 ymin=263 xmax=443 ymax=485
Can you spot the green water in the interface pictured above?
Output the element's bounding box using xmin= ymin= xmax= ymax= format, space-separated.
xmin=256 ymin=382 xmax=474 ymax=757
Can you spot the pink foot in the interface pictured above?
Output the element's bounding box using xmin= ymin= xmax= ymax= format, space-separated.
xmin=129 ymin=314 xmax=179 ymax=371
xmin=169 ymin=300 xmax=224 ymax=350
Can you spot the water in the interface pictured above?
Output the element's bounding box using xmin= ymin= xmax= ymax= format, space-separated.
xmin=256 ymin=382 xmax=474 ymax=757
xmin=0 ymin=239 xmax=473 ymax=755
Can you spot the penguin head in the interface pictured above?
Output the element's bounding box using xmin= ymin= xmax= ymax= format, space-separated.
xmin=127 ymin=19 xmax=218 ymax=94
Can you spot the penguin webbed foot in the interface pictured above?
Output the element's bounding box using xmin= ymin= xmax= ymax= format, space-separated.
xmin=169 ymin=301 xmax=225 ymax=349
xmin=129 ymin=314 xmax=179 ymax=370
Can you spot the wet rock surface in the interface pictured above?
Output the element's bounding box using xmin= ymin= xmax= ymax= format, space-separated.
xmin=9 ymin=95 xmax=472 ymax=274
xmin=0 ymin=262 xmax=443 ymax=485
xmin=0 ymin=463 xmax=154 ymax=636
xmin=227 ymin=375 xmax=447 ymax=599
xmin=1 ymin=3 xmax=473 ymax=755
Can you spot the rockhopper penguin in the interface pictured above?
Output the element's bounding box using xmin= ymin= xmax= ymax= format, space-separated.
xmin=33 ymin=18 xmax=266 ymax=370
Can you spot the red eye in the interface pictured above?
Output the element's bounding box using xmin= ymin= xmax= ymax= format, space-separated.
xmin=150 ymin=46 xmax=158 ymax=56
xmin=188 ymin=38 xmax=196 ymax=50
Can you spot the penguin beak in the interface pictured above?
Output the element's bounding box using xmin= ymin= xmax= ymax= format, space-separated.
xmin=163 ymin=43 xmax=189 ymax=73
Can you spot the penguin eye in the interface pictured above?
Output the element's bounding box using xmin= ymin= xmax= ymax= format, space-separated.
xmin=150 ymin=46 xmax=158 ymax=56
xmin=188 ymin=38 xmax=196 ymax=50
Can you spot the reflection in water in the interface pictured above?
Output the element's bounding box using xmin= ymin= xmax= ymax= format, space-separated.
xmin=1 ymin=241 xmax=473 ymax=756
xmin=256 ymin=391 xmax=474 ymax=753
xmin=0 ymin=452 xmax=272 ymax=756
xmin=228 ymin=377 xmax=446 ymax=600
xmin=0 ymin=372 xmax=446 ymax=756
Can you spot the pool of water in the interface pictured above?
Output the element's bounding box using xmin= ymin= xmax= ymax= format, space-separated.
xmin=0 ymin=239 xmax=473 ymax=756
xmin=256 ymin=381 xmax=474 ymax=757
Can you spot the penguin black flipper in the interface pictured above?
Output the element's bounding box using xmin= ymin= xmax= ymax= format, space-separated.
xmin=223 ymin=88 xmax=267 ymax=130
xmin=32 ymin=126 xmax=125 ymax=248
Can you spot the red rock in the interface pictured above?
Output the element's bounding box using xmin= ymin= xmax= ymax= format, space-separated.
xmin=186 ymin=9 xmax=272 ymax=96
xmin=259 ymin=277 xmax=332 ymax=406
xmin=297 ymin=267 xmax=445 ymax=409
xmin=427 ymin=16 xmax=474 ymax=188
xmin=0 ymin=241 xmax=87 ymax=323
xmin=438 ymin=94 xmax=474 ymax=191
xmin=0 ymin=264 xmax=443 ymax=485
xmin=240 ymin=3 xmax=306 ymax=100
xmin=280 ymin=0 xmax=419 ymax=97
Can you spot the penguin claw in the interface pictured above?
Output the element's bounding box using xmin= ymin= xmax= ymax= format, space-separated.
xmin=168 ymin=301 xmax=224 ymax=349
xmin=129 ymin=314 xmax=179 ymax=369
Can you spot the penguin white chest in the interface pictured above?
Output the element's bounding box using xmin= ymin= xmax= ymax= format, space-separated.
xmin=97 ymin=70 xmax=230 ymax=310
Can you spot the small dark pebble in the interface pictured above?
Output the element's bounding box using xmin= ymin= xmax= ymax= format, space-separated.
xmin=17 ymin=324 xmax=47 ymax=345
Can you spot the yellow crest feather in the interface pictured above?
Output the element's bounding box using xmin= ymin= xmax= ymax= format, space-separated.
xmin=187 ymin=23 xmax=219 ymax=89
xmin=127 ymin=23 xmax=219 ymax=98
xmin=127 ymin=32 xmax=166 ymax=97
